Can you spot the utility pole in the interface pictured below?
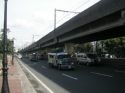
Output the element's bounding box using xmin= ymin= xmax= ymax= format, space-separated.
xmin=1 ymin=0 xmax=10 ymax=93
xmin=54 ymin=9 xmax=80 ymax=30
xmin=32 ymin=34 xmax=39 ymax=43
xmin=54 ymin=9 xmax=80 ymax=51
xmin=53 ymin=9 xmax=57 ymax=46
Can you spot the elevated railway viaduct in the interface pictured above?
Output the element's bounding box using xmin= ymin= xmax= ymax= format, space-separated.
xmin=21 ymin=0 xmax=125 ymax=55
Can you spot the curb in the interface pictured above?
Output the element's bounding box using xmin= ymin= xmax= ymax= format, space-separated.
xmin=15 ymin=58 xmax=37 ymax=93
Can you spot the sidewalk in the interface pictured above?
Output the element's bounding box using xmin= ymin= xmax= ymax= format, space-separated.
xmin=0 ymin=56 xmax=36 ymax=93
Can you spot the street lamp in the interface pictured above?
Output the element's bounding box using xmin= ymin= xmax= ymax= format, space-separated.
xmin=1 ymin=0 xmax=10 ymax=93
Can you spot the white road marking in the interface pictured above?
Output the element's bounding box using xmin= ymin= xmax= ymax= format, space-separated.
xmin=19 ymin=61 xmax=54 ymax=93
xmin=62 ymin=73 xmax=78 ymax=80
xmin=42 ymin=66 xmax=47 ymax=69
xmin=33 ymin=62 xmax=37 ymax=64
xmin=90 ymin=72 xmax=113 ymax=78
xmin=28 ymin=62 xmax=37 ymax=66
xmin=115 ymin=70 xmax=125 ymax=74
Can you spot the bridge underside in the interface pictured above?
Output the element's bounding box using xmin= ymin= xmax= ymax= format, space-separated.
xmin=57 ymin=9 xmax=125 ymax=45
xmin=63 ymin=25 xmax=125 ymax=44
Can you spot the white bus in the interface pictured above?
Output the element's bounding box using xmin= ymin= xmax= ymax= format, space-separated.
xmin=48 ymin=52 xmax=75 ymax=69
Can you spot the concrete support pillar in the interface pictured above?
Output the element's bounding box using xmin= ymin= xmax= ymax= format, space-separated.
xmin=45 ymin=48 xmax=53 ymax=54
xmin=64 ymin=43 xmax=75 ymax=55
xmin=92 ymin=41 xmax=97 ymax=53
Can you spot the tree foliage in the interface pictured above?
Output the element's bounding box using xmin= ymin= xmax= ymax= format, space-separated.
xmin=0 ymin=31 xmax=2 ymax=53
xmin=0 ymin=29 xmax=13 ymax=54
xmin=74 ymin=43 xmax=93 ymax=53
xmin=75 ymin=36 xmax=125 ymax=58
xmin=96 ymin=37 xmax=125 ymax=58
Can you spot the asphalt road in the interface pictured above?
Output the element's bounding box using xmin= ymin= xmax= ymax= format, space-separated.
xmin=20 ymin=58 xmax=125 ymax=93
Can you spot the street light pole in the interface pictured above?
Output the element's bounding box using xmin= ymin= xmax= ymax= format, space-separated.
xmin=53 ymin=9 xmax=80 ymax=51
xmin=53 ymin=9 xmax=57 ymax=44
xmin=56 ymin=9 xmax=80 ymax=14
xmin=1 ymin=0 xmax=10 ymax=93
xmin=54 ymin=9 xmax=56 ymax=30
xmin=54 ymin=9 xmax=79 ymax=31
xmin=32 ymin=34 xmax=39 ymax=43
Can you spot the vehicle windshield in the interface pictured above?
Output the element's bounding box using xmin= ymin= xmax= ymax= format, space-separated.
xmin=63 ymin=58 xmax=71 ymax=61
xmin=61 ymin=58 xmax=72 ymax=64
xmin=57 ymin=55 xmax=70 ymax=59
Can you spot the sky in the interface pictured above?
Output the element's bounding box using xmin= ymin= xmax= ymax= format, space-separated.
xmin=0 ymin=0 xmax=100 ymax=51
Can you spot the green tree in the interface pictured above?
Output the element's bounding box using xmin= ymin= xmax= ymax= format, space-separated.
xmin=103 ymin=37 xmax=125 ymax=58
xmin=7 ymin=39 xmax=14 ymax=54
xmin=74 ymin=43 xmax=93 ymax=53
xmin=0 ymin=29 xmax=3 ymax=59
xmin=82 ymin=42 xmax=93 ymax=52
xmin=0 ymin=29 xmax=14 ymax=55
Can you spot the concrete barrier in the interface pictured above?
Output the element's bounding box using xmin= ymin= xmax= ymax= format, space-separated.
xmin=101 ymin=58 xmax=125 ymax=69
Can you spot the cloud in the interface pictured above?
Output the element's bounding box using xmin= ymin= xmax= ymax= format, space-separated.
xmin=13 ymin=19 xmax=33 ymax=28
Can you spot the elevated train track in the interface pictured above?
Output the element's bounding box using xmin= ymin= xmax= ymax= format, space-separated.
xmin=21 ymin=0 xmax=125 ymax=53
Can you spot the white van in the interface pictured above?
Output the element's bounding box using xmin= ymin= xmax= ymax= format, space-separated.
xmin=75 ymin=53 xmax=89 ymax=64
xmin=76 ymin=53 xmax=101 ymax=66
xmin=48 ymin=52 xmax=75 ymax=69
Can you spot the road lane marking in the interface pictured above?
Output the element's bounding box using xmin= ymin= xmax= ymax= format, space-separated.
xmin=42 ymin=66 xmax=47 ymax=69
xmin=19 ymin=61 xmax=54 ymax=93
xmin=115 ymin=70 xmax=125 ymax=74
xmin=33 ymin=62 xmax=37 ymax=64
xmin=29 ymin=63 xmax=37 ymax=65
xmin=90 ymin=72 xmax=113 ymax=78
xmin=62 ymin=73 xmax=78 ymax=80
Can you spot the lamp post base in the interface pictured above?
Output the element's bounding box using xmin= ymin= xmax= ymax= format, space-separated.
xmin=1 ymin=76 xmax=10 ymax=93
